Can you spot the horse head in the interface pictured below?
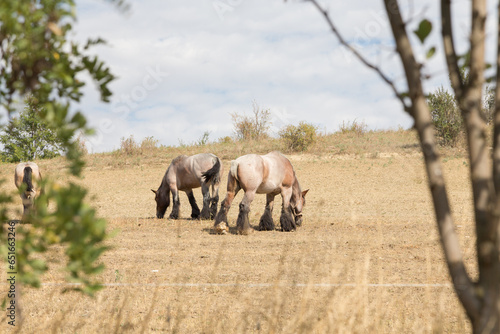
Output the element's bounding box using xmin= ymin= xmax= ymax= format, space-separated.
xmin=291 ymin=183 xmax=309 ymax=227
xmin=151 ymin=188 xmax=170 ymax=218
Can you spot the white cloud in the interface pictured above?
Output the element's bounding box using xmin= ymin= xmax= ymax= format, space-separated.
xmin=68 ymin=0 xmax=492 ymax=153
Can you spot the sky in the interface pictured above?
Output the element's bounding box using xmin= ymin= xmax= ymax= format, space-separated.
xmin=69 ymin=0 xmax=496 ymax=153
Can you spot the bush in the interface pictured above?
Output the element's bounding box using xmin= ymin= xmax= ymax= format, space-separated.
xmin=218 ymin=136 xmax=233 ymax=144
xmin=75 ymin=134 xmax=89 ymax=155
xmin=120 ymin=135 xmax=159 ymax=155
xmin=427 ymin=87 xmax=463 ymax=146
xmin=140 ymin=136 xmax=159 ymax=151
xmin=196 ymin=131 xmax=210 ymax=146
xmin=120 ymin=135 xmax=139 ymax=155
xmin=231 ymin=101 xmax=271 ymax=141
xmin=338 ymin=119 xmax=367 ymax=136
xmin=279 ymin=122 xmax=318 ymax=152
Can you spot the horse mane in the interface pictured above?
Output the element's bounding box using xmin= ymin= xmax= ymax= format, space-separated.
xmin=23 ymin=166 xmax=34 ymax=192
xmin=291 ymin=173 xmax=302 ymax=203
xmin=159 ymin=171 xmax=171 ymax=194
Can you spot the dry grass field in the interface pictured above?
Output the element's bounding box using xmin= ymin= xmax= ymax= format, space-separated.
xmin=0 ymin=130 xmax=477 ymax=333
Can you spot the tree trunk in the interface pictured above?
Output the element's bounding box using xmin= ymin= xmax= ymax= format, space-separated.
xmin=383 ymin=0 xmax=500 ymax=331
xmin=307 ymin=0 xmax=500 ymax=330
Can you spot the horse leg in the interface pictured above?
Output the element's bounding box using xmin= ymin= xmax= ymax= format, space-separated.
xmin=209 ymin=183 xmax=219 ymax=220
xmin=214 ymin=173 xmax=240 ymax=234
xmin=200 ymin=184 xmax=211 ymax=220
xmin=186 ymin=190 xmax=201 ymax=219
xmin=237 ymin=191 xmax=255 ymax=235
xmin=259 ymin=193 xmax=275 ymax=231
xmin=279 ymin=188 xmax=296 ymax=232
xmin=169 ymin=187 xmax=181 ymax=219
xmin=21 ymin=194 xmax=31 ymax=220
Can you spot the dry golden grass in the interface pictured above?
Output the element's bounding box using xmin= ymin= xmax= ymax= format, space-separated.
xmin=0 ymin=130 xmax=475 ymax=333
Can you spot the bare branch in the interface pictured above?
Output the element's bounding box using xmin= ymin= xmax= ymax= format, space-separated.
xmin=306 ymin=0 xmax=411 ymax=114
xmin=494 ymin=0 xmax=500 ymax=195
xmin=441 ymin=0 xmax=464 ymax=100
xmin=383 ymin=0 xmax=480 ymax=319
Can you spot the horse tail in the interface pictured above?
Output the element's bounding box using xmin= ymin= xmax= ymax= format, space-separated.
xmin=202 ymin=157 xmax=221 ymax=185
xmin=229 ymin=160 xmax=239 ymax=182
xmin=23 ymin=167 xmax=34 ymax=192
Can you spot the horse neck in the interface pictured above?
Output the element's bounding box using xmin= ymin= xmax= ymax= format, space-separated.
xmin=160 ymin=174 xmax=171 ymax=194
xmin=157 ymin=176 xmax=171 ymax=207
xmin=291 ymin=176 xmax=301 ymax=204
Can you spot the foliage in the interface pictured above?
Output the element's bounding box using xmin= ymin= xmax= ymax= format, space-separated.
xmin=427 ymin=84 xmax=495 ymax=146
xmin=196 ymin=131 xmax=211 ymax=146
xmin=231 ymin=101 xmax=271 ymax=141
xmin=279 ymin=122 xmax=318 ymax=152
xmin=141 ymin=136 xmax=160 ymax=150
xmin=120 ymin=135 xmax=140 ymax=155
xmin=0 ymin=95 xmax=64 ymax=162
xmin=427 ymin=87 xmax=463 ymax=146
xmin=0 ymin=0 xmax=116 ymax=174
xmin=338 ymin=119 xmax=367 ymax=136
xmin=305 ymin=0 xmax=500 ymax=330
xmin=18 ymin=182 xmax=109 ymax=294
xmin=120 ymin=135 xmax=160 ymax=155
xmin=75 ymin=134 xmax=89 ymax=156
xmin=218 ymin=136 xmax=233 ymax=144
xmin=0 ymin=0 xmax=118 ymax=295
xmin=484 ymin=86 xmax=495 ymax=124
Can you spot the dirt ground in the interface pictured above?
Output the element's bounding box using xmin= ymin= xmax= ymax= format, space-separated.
xmin=0 ymin=151 xmax=476 ymax=333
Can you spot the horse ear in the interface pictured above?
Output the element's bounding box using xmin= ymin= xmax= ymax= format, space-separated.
xmin=302 ymin=189 xmax=309 ymax=197
xmin=151 ymin=189 xmax=157 ymax=194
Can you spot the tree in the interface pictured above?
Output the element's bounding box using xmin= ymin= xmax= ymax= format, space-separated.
xmin=427 ymin=87 xmax=463 ymax=146
xmin=231 ymin=101 xmax=272 ymax=140
xmin=0 ymin=95 xmax=64 ymax=162
xmin=305 ymin=0 xmax=499 ymax=332
xmin=0 ymin=0 xmax=126 ymax=325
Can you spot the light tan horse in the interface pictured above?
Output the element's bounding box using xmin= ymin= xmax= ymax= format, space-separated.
xmin=14 ymin=162 xmax=42 ymax=217
xmin=152 ymin=153 xmax=223 ymax=219
xmin=214 ymin=151 xmax=308 ymax=235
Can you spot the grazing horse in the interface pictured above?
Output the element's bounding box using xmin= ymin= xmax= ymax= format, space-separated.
xmin=152 ymin=153 xmax=223 ymax=220
xmin=214 ymin=151 xmax=308 ymax=235
xmin=14 ymin=162 xmax=42 ymax=217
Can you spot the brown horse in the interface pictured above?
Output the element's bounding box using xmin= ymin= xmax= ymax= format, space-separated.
xmin=214 ymin=151 xmax=308 ymax=235
xmin=152 ymin=153 xmax=223 ymax=219
xmin=14 ymin=162 xmax=42 ymax=217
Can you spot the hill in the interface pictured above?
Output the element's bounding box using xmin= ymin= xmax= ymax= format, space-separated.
xmin=0 ymin=129 xmax=473 ymax=333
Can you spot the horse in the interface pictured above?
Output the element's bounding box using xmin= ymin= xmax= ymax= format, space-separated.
xmin=214 ymin=151 xmax=308 ymax=235
xmin=14 ymin=162 xmax=42 ymax=217
xmin=152 ymin=153 xmax=223 ymax=220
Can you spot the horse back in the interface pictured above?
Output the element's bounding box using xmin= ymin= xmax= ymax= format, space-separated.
xmin=14 ymin=162 xmax=41 ymax=194
xmin=233 ymin=152 xmax=293 ymax=194
xmin=261 ymin=152 xmax=295 ymax=189
xmin=166 ymin=154 xmax=218 ymax=191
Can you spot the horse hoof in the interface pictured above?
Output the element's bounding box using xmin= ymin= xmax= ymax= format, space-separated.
xmin=238 ymin=228 xmax=254 ymax=235
xmin=214 ymin=222 xmax=228 ymax=235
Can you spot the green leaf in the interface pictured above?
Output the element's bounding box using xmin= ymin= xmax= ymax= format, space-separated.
xmin=0 ymin=0 xmax=119 ymax=297
xmin=426 ymin=46 xmax=436 ymax=59
xmin=414 ymin=19 xmax=432 ymax=44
